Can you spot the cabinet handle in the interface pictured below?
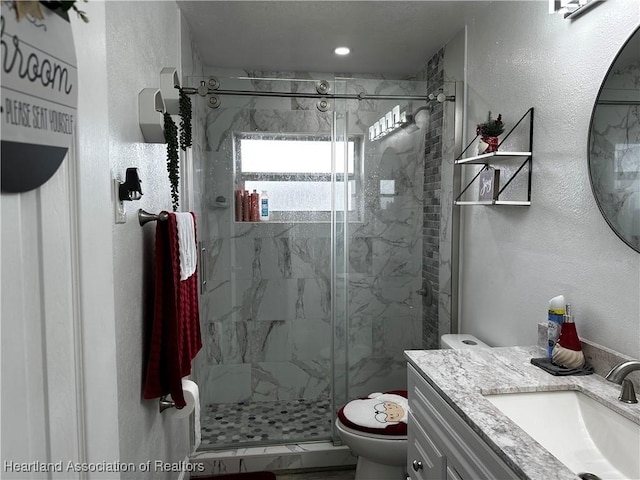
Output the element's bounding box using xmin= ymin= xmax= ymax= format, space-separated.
xmin=412 ymin=460 xmax=423 ymax=471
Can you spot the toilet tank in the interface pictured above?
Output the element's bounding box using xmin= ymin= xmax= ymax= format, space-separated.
xmin=441 ymin=334 xmax=490 ymax=349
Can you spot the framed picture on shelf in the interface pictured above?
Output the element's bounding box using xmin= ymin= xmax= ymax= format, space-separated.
xmin=478 ymin=167 xmax=500 ymax=201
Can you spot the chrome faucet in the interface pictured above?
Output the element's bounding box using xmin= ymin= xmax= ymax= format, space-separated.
xmin=605 ymin=361 xmax=640 ymax=404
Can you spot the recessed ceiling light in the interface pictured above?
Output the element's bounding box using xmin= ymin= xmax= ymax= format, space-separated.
xmin=334 ymin=47 xmax=350 ymax=56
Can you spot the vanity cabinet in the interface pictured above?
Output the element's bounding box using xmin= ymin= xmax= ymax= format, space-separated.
xmin=407 ymin=364 xmax=520 ymax=480
xmin=454 ymin=107 xmax=534 ymax=206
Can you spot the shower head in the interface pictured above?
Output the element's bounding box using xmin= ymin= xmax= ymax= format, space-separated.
xmin=400 ymin=104 xmax=432 ymax=133
xmin=400 ymin=91 xmax=456 ymax=132
xmin=400 ymin=118 xmax=420 ymax=133
xmin=370 ymin=91 xmax=456 ymax=140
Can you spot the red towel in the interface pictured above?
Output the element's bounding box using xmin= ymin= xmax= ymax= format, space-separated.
xmin=144 ymin=212 xmax=202 ymax=408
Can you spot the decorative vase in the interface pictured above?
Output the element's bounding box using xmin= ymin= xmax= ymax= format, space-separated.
xmin=478 ymin=136 xmax=499 ymax=154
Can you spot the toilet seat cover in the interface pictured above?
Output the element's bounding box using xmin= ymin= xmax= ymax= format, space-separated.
xmin=337 ymin=390 xmax=408 ymax=436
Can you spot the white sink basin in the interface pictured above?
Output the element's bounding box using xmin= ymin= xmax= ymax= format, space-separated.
xmin=485 ymin=390 xmax=640 ymax=480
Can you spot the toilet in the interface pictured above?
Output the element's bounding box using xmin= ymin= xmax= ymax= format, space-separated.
xmin=336 ymin=334 xmax=490 ymax=480
xmin=440 ymin=333 xmax=490 ymax=350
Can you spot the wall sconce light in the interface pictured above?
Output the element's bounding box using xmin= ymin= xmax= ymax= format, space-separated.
xmin=369 ymin=105 xmax=409 ymax=141
xmin=118 ymin=168 xmax=143 ymax=201
xmin=549 ymin=0 xmax=603 ymax=19
xmin=392 ymin=105 xmax=401 ymax=126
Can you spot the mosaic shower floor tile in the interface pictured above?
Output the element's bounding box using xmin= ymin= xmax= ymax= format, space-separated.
xmin=200 ymin=398 xmax=334 ymax=448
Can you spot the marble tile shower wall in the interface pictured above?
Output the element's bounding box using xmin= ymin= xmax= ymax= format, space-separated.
xmin=194 ymin=72 xmax=426 ymax=407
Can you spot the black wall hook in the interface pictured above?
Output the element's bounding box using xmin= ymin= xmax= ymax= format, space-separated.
xmin=118 ymin=168 xmax=143 ymax=201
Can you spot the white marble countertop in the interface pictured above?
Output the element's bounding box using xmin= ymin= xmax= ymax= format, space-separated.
xmin=405 ymin=345 xmax=640 ymax=480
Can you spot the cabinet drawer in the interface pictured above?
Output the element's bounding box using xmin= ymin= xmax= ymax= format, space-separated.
xmin=408 ymin=364 xmax=520 ymax=480
xmin=407 ymin=411 xmax=446 ymax=480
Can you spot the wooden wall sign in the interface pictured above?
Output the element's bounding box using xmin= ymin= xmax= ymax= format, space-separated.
xmin=1 ymin=1 xmax=78 ymax=193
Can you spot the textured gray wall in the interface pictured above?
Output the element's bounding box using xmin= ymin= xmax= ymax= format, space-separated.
xmin=460 ymin=1 xmax=639 ymax=356
xmin=107 ymin=3 xmax=190 ymax=477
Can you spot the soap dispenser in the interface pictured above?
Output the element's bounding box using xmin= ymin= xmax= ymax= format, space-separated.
xmin=551 ymin=304 xmax=586 ymax=369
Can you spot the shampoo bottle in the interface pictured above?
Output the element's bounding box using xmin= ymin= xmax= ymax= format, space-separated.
xmin=250 ymin=189 xmax=259 ymax=221
xmin=234 ymin=190 xmax=243 ymax=222
xmin=260 ymin=190 xmax=270 ymax=221
xmin=242 ymin=190 xmax=250 ymax=221
xmin=547 ymin=295 xmax=566 ymax=357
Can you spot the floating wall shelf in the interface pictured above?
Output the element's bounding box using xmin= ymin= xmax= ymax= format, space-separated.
xmin=454 ymin=107 xmax=534 ymax=206
xmin=138 ymin=88 xmax=165 ymax=143
xmin=455 ymin=151 xmax=532 ymax=165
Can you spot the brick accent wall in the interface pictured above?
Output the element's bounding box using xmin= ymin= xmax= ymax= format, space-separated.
xmin=421 ymin=48 xmax=444 ymax=349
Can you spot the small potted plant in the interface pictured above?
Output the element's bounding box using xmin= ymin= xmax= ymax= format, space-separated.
xmin=476 ymin=111 xmax=504 ymax=154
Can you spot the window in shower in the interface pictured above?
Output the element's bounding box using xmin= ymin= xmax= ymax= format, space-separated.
xmin=234 ymin=132 xmax=363 ymax=221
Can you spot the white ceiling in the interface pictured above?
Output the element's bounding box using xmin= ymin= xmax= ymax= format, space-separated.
xmin=177 ymin=1 xmax=493 ymax=75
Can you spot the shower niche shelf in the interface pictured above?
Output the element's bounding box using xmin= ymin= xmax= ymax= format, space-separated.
xmin=454 ymin=107 xmax=534 ymax=206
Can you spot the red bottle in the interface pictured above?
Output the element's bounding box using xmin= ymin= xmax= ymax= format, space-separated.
xmin=250 ymin=190 xmax=259 ymax=221
xmin=235 ymin=190 xmax=243 ymax=222
xmin=242 ymin=190 xmax=250 ymax=221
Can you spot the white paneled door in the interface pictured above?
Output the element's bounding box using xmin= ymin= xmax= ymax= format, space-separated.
xmin=1 ymin=150 xmax=84 ymax=479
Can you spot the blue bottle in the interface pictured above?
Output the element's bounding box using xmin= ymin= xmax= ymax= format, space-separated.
xmin=547 ymin=295 xmax=566 ymax=357
xmin=260 ymin=191 xmax=269 ymax=221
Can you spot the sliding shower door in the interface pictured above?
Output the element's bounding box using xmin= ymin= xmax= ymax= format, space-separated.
xmin=192 ymin=74 xmax=428 ymax=450
xmin=194 ymin=76 xmax=344 ymax=448
xmin=333 ymin=78 xmax=427 ymax=414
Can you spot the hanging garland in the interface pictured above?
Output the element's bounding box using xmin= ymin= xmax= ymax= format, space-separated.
xmin=161 ymin=90 xmax=191 ymax=211
xmin=179 ymin=89 xmax=192 ymax=151
xmin=163 ymin=112 xmax=179 ymax=212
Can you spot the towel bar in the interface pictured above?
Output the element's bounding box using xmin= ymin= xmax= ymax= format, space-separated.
xmin=138 ymin=208 xmax=169 ymax=226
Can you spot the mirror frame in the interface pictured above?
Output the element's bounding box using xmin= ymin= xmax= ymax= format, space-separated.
xmin=588 ymin=25 xmax=640 ymax=254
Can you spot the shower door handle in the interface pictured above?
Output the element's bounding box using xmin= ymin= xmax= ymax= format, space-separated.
xmin=199 ymin=242 xmax=207 ymax=294
xmin=416 ymin=280 xmax=434 ymax=307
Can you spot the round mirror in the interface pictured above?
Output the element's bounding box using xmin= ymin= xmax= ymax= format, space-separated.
xmin=589 ymin=27 xmax=640 ymax=253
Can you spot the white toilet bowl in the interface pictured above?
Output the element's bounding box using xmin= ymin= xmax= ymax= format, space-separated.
xmin=336 ymin=417 xmax=407 ymax=480
xmin=336 ymin=334 xmax=490 ymax=480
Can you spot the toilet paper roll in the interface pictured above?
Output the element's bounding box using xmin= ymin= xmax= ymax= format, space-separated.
xmin=165 ymin=379 xmax=201 ymax=450
xmin=167 ymin=379 xmax=199 ymax=419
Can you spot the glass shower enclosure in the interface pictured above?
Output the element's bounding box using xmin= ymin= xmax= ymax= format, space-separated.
xmin=191 ymin=74 xmax=428 ymax=449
